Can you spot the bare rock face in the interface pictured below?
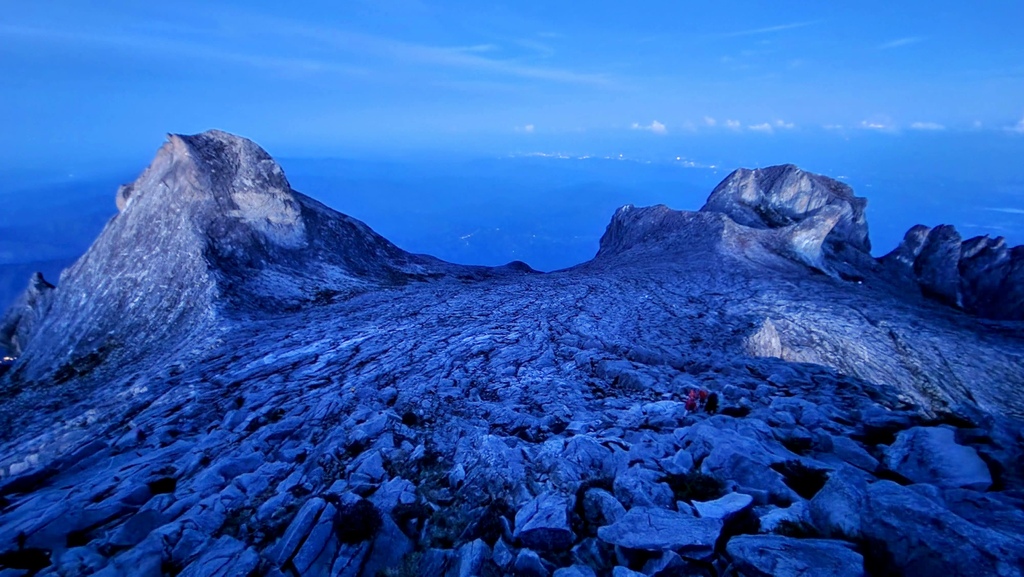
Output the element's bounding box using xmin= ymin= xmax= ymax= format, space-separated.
xmin=1 ymin=130 xmax=477 ymax=384
xmin=883 ymin=225 xmax=1024 ymax=320
xmin=1 ymin=133 xmax=1023 ymax=577
xmin=701 ymin=165 xmax=871 ymax=271
xmin=0 ymin=273 xmax=54 ymax=357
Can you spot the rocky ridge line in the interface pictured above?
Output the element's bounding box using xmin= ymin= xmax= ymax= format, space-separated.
xmin=0 ymin=131 xmax=1021 ymax=577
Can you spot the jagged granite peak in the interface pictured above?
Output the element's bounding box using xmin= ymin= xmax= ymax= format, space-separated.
xmin=0 ymin=132 xmax=1023 ymax=576
xmin=0 ymin=130 xmax=509 ymax=384
xmin=883 ymin=224 xmax=1024 ymax=320
xmin=701 ymin=164 xmax=870 ymax=254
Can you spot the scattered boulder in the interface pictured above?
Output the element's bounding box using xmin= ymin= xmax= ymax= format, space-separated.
xmin=860 ymin=480 xmax=1024 ymax=576
xmin=883 ymin=427 xmax=992 ymax=490
xmin=691 ymin=492 xmax=753 ymax=521
xmin=581 ymin=488 xmax=626 ymax=527
xmin=807 ymin=467 xmax=868 ymax=539
xmin=514 ymin=493 xmax=575 ymax=552
xmin=597 ymin=507 xmax=722 ymax=555
xmin=514 ymin=548 xmax=550 ymax=577
xmin=726 ymin=535 xmax=864 ymax=577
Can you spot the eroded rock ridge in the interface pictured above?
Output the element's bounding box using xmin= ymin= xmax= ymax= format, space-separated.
xmin=0 ymin=131 xmax=1022 ymax=577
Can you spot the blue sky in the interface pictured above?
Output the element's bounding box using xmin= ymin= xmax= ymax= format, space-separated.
xmin=2 ymin=0 xmax=1023 ymax=165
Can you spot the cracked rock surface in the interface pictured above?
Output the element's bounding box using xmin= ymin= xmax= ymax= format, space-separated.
xmin=0 ymin=131 xmax=1022 ymax=576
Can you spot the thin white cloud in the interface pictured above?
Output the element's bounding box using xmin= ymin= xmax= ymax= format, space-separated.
xmin=774 ymin=119 xmax=795 ymax=129
xmin=823 ymin=124 xmax=844 ymax=130
xmin=0 ymin=23 xmax=368 ymax=76
xmin=716 ymin=21 xmax=817 ymax=38
xmin=703 ymin=116 xmax=717 ymax=127
xmin=1007 ymin=116 xmax=1024 ymax=134
xmin=860 ymin=120 xmax=893 ymax=131
xmin=0 ymin=20 xmax=609 ymax=87
xmin=632 ymin=120 xmax=667 ymax=134
xmin=724 ymin=119 xmax=742 ymax=130
xmin=910 ymin=122 xmax=945 ymax=131
xmin=985 ymin=207 xmax=1024 ymax=215
xmin=879 ymin=37 xmax=924 ymax=50
xmin=748 ymin=123 xmax=774 ymax=133
xmin=516 ymin=124 xmax=536 ymax=133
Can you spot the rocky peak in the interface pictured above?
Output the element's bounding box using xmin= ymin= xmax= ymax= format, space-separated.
xmin=595 ymin=204 xmax=733 ymax=259
xmin=1 ymin=133 xmax=1024 ymax=577
xmin=596 ymin=165 xmax=875 ymax=278
xmin=700 ymin=164 xmax=870 ymax=253
xmin=883 ymin=225 xmax=1024 ymax=319
xmin=0 ymin=130 xmax=464 ymax=383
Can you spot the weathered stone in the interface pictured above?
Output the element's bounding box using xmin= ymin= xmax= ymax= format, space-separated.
xmin=883 ymin=427 xmax=992 ymax=490
xmin=553 ymin=565 xmax=597 ymax=577
xmin=726 ymin=535 xmax=864 ymax=577
xmin=268 ymin=497 xmax=326 ymax=566
xmin=828 ymin=436 xmax=879 ymax=472
xmin=514 ymin=549 xmax=550 ymax=577
xmin=514 ymin=493 xmax=574 ymax=552
xmin=807 ymin=467 xmax=867 ymax=539
xmin=861 ymin=481 xmax=1024 ymax=576
xmin=582 ymin=488 xmax=626 ymax=527
xmin=691 ymin=492 xmax=753 ymax=521
xmin=613 ymin=466 xmax=674 ymax=509
xmin=451 ymin=539 xmax=491 ymax=577
xmin=597 ymin=507 xmax=722 ymax=554
xmin=178 ymin=536 xmax=259 ymax=577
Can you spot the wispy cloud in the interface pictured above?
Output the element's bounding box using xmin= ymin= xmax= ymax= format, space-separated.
xmin=774 ymin=119 xmax=795 ymax=129
xmin=0 ymin=23 xmax=367 ymax=76
xmin=985 ymin=207 xmax=1024 ymax=215
xmin=910 ymin=122 xmax=945 ymax=131
xmin=631 ymin=120 xmax=667 ymax=134
xmin=860 ymin=119 xmax=896 ymax=131
xmin=703 ymin=116 xmax=717 ymax=127
xmin=1007 ymin=116 xmax=1024 ymax=134
xmin=879 ymin=37 xmax=924 ymax=50
xmin=715 ymin=21 xmax=817 ymax=38
xmin=724 ymin=119 xmax=742 ymax=130
xmin=748 ymin=122 xmax=774 ymax=133
xmin=0 ymin=18 xmax=609 ymax=87
xmin=515 ymin=124 xmax=536 ymax=133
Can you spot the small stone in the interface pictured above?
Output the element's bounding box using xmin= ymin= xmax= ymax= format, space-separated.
xmin=692 ymin=492 xmax=753 ymax=521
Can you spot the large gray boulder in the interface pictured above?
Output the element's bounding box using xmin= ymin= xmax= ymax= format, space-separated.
xmin=882 ymin=225 xmax=1024 ymax=319
xmin=514 ymin=493 xmax=575 ymax=552
xmin=725 ymin=535 xmax=864 ymax=577
xmin=861 ymin=480 xmax=1024 ymax=576
xmin=883 ymin=427 xmax=992 ymax=490
xmin=596 ymin=507 xmax=722 ymax=555
xmin=807 ymin=466 xmax=868 ymax=539
xmin=701 ymin=164 xmax=871 ymax=262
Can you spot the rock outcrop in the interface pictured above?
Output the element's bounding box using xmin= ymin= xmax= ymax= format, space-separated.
xmin=883 ymin=224 xmax=1024 ymax=319
xmin=0 ymin=272 xmax=54 ymax=358
xmin=0 ymin=132 xmax=1022 ymax=577
xmin=700 ymin=164 xmax=874 ymax=276
xmin=0 ymin=131 xmax=515 ymax=384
